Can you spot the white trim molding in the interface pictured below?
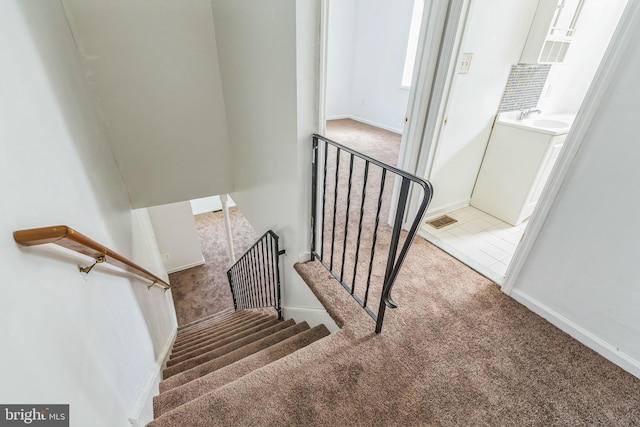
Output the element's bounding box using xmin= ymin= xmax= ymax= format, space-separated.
xmin=127 ymin=327 xmax=177 ymax=426
xmin=282 ymin=306 xmax=339 ymax=332
xmin=326 ymin=115 xmax=403 ymax=135
xmin=318 ymin=0 xmax=328 ymax=137
xmin=298 ymin=251 xmax=312 ymax=263
xmin=511 ymin=289 xmax=640 ymax=379
xmin=166 ymin=257 xmax=205 ymax=274
xmin=348 ymin=115 xmax=403 ymax=135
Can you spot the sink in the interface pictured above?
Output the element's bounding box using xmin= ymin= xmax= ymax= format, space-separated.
xmin=496 ymin=112 xmax=576 ymax=135
xmin=525 ymin=118 xmax=570 ymax=129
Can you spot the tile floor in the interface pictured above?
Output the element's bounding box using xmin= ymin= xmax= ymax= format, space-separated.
xmin=418 ymin=206 xmax=528 ymax=284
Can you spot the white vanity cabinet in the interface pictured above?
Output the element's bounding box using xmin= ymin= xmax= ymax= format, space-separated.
xmin=471 ymin=122 xmax=567 ymax=226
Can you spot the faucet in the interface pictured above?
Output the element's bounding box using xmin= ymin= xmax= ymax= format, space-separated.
xmin=517 ymin=108 xmax=542 ymax=120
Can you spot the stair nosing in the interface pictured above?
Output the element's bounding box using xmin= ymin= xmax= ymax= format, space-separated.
xmin=177 ymin=308 xmax=235 ymax=331
xmin=175 ymin=311 xmax=258 ymax=341
xmin=167 ymin=318 xmax=280 ymax=366
xmin=171 ymin=317 xmax=276 ymax=357
xmin=173 ymin=314 xmax=273 ymax=350
xmin=159 ymin=320 xmax=307 ymax=390
xmin=153 ymin=324 xmax=330 ymax=417
xmin=163 ymin=319 xmax=295 ymax=378
xmin=174 ymin=312 xmax=268 ymax=345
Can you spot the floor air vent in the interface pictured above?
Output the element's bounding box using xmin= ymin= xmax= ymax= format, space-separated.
xmin=426 ymin=215 xmax=457 ymax=229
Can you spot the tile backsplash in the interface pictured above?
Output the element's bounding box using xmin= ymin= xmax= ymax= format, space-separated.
xmin=498 ymin=64 xmax=551 ymax=112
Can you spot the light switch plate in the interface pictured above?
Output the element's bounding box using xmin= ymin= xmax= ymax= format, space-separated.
xmin=459 ymin=52 xmax=473 ymax=74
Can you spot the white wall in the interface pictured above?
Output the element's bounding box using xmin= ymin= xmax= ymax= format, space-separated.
xmin=211 ymin=0 xmax=337 ymax=327
xmin=293 ymin=0 xmax=339 ymax=330
xmin=511 ymin=4 xmax=640 ymax=378
xmin=537 ymin=0 xmax=627 ymax=115
xmin=326 ymin=0 xmax=414 ymax=134
xmin=326 ymin=0 xmax=357 ymax=119
xmin=0 ymin=2 xmax=175 ymax=426
xmin=426 ymin=0 xmax=539 ymax=216
xmin=61 ymin=0 xmax=234 ymax=208
xmin=148 ymin=202 xmax=205 ymax=274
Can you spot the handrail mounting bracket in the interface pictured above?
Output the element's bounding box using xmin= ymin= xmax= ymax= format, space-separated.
xmin=79 ymin=255 xmax=106 ymax=275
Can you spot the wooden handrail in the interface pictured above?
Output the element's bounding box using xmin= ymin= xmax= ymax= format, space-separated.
xmin=13 ymin=225 xmax=170 ymax=290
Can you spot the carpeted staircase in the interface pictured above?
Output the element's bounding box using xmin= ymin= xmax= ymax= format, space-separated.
xmin=151 ymin=309 xmax=330 ymax=423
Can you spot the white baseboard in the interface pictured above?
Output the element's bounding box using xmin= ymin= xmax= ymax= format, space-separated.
xmin=326 ymin=115 xmax=404 ymax=135
xmin=326 ymin=114 xmax=350 ymax=120
xmin=283 ymin=306 xmax=339 ymax=333
xmin=298 ymin=251 xmax=311 ymax=263
xmin=127 ymin=327 xmax=177 ymax=426
xmin=349 ymin=115 xmax=403 ymax=135
xmin=511 ymin=289 xmax=640 ymax=379
xmin=166 ymin=257 xmax=205 ymax=274
xmin=424 ymin=199 xmax=471 ymax=221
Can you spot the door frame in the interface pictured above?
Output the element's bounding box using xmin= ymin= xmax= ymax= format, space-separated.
xmin=395 ymin=0 xmax=639 ymax=295
xmin=392 ymin=0 xmax=469 ymax=228
xmin=317 ymin=0 xmax=329 ymax=137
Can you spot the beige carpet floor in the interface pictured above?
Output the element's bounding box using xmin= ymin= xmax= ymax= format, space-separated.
xmin=169 ymin=207 xmax=258 ymax=326
xmin=154 ymin=119 xmax=639 ymax=425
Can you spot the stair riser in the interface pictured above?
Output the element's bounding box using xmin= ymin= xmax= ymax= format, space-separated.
xmin=159 ymin=321 xmax=309 ymax=392
xmin=173 ymin=314 xmax=270 ymax=350
xmin=167 ymin=318 xmax=279 ymax=367
xmin=176 ymin=312 xmax=256 ymax=342
xmin=171 ymin=317 xmax=275 ymax=358
xmin=177 ymin=309 xmax=235 ymax=332
xmin=153 ymin=324 xmax=330 ymax=417
xmin=178 ymin=312 xmax=255 ymax=338
xmin=177 ymin=316 xmax=254 ymax=343
xmin=163 ymin=320 xmax=296 ymax=379
xmin=177 ymin=310 xmax=247 ymax=337
xmin=175 ymin=313 xmax=263 ymax=346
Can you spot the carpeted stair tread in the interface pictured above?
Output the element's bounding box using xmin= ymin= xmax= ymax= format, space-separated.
xmin=174 ymin=312 xmax=268 ymax=347
xmin=176 ymin=313 xmax=274 ymax=347
xmin=171 ymin=316 xmax=278 ymax=359
xmin=171 ymin=314 xmax=274 ymax=354
xmin=175 ymin=311 xmax=260 ymax=343
xmin=178 ymin=308 xmax=234 ymax=329
xmin=167 ymin=318 xmax=280 ymax=366
xmin=176 ymin=313 xmax=257 ymax=346
xmin=171 ymin=316 xmax=276 ymax=359
xmin=176 ymin=310 xmax=257 ymax=336
xmin=163 ymin=319 xmax=296 ymax=379
xmin=176 ymin=310 xmax=248 ymax=336
xmin=176 ymin=310 xmax=262 ymax=335
xmin=159 ymin=321 xmax=310 ymax=392
xmin=154 ymin=324 xmax=330 ymax=417
xmin=177 ymin=308 xmax=235 ymax=332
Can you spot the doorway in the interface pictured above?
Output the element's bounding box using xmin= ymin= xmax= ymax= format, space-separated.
xmin=323 ymin=0 xmax=419 ymax=152
xmin=403 ymin=0 xmax=628 ymax=284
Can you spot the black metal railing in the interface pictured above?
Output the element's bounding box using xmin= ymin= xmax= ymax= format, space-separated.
xmin=227 ymin=230 xmax=284 ymax=320
xmin=311 ymin=134 xmax=433 ymax=333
